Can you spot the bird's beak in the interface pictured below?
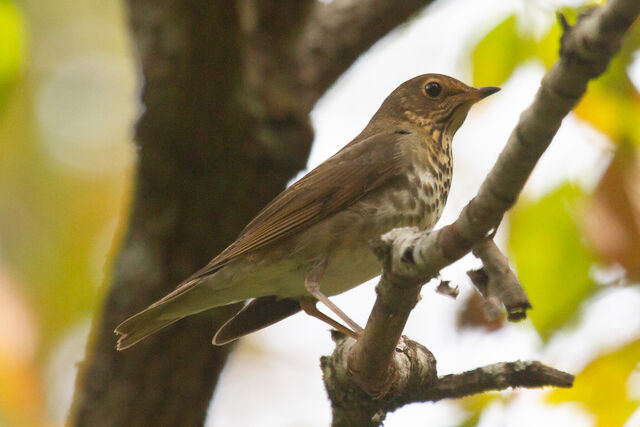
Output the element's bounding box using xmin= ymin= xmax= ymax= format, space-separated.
xmin=460 ymin=86 xmax=500 ymax=106
xmin=476 ymin=86 xmax=501 ymax=99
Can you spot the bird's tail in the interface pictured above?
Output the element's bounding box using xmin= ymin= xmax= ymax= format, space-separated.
xmin=213 ymin=296 xmax=301 ymax=345
xmin=115 ymin=278 xmax=218 ymax=350
xmin=115 ymin=305 xmax=181 ymax=350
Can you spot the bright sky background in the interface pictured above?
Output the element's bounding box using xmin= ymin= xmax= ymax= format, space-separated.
xmin=204 ymin=0 xmax=640 ymax=426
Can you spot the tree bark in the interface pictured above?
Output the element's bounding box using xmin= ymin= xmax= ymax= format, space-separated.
xmin=69 ymin=1 xmax=433 ymax=425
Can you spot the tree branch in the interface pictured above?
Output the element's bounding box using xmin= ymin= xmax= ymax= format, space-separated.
xmin=346 ymin=229 xmax=426 ymax=398
xmin=469 ymin=238 xmax=531 ymax=321
xmin=418 ymin=361 xmax=574 ymax=403
xmin=324 ymin=333 xmax=573 ymax=426
xmin=295 ymin=0 xmax=433 ymax=111
xmin=323 ymin=0 xmax=639 ymax=423
xmin=323 ymin=334 xmax=437 ymax=427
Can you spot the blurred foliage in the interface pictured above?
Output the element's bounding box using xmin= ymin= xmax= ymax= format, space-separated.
xmin=472 ymin=15 xmax=526 ymax=88
xmin=0 ymin=353 xmax=44 ymax=427
xmin=0 ymin=0 xmax=134 ymax=425
xmin=0 ymin=0 xmax=24 ymax=113
xmin=549 ymin=339 xmax=640 ymax=427
xmin=472 ymin=1 xmax=640 ymax=330
xmin=473 ymin=4 xmax=640 ymax=145
xmin=458 ymin=392 xmax=504 ymax=427
xmin=472 ymin=11 xmax=563 ymax=88
xmin=509 ymin=185 xmax=596 ymax=339
xmin=574 ymin=20 xmax=640 ymax=147
xmin=582 ymin=144 xmax=640 ymax=281
xmin=471 ymin=2 xmax=640 ymax=425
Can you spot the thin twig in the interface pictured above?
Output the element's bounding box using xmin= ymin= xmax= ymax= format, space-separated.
xmin=416 ymin=360 xmax=574 ymax=403
xmin=470 ymin=239 xmax=531 ymax=321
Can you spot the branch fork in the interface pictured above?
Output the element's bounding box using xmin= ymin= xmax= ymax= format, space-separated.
xmin=322 ymin=235 xmax=572 ymax=425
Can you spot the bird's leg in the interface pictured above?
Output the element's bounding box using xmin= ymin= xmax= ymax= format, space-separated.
xmin=303 ymin=260 xmax=364 ymax=335
xmin=306 ymin=289 xmax=365 ymax=335
xmin=299 ymin=298 xmax=359 ymax=339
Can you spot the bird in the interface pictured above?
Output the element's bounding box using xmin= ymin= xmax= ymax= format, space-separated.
xmin=115 ymin=74 xmax=499 ymax=350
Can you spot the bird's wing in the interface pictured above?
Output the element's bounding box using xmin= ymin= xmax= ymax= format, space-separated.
xmin=128 ymin=129 xmax=409 ymax=314
xmin=193 ymin=128 xmax=408 ymax=279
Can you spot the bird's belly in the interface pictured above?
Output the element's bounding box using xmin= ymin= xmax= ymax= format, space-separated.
xmin=286 ymin=208 xmax=426 ymax=298
xmin=320 ymin=241 xmax=380 ymax=296
xmin=228 ymin=192 xmax=442 ymax=301
xmin=258 ymin=234 xmax=381 ymax=299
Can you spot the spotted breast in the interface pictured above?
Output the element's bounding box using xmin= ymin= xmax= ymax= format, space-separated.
xmin=358 ymin=126 xmax=454 ymax=237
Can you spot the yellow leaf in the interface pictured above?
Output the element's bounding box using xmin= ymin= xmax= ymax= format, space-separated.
xmin=533 ymin=18 xmax=561 ymax=69
xmin=0 ymin=354 xmax=46 ymax=427
xmin=549 ymin=340 xmax=640 ymax=427
xmin=0 ymin=0 xmax=25 ymax=109
xmin=574 ymin=24 xmax=640 ymax=145
xmin=575 ymin=85 xmax=640 ymax=145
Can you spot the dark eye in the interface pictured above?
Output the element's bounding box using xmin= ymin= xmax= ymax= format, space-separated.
xmin=424 ymin=82 xmax=442 ymax=98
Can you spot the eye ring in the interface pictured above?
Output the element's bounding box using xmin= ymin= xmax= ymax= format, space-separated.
xmin=424 ymin=82 xmax=442 ymax=98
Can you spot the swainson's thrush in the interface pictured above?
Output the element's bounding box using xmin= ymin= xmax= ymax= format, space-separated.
xmin=116 ymin=74 xmax=499 ymax=349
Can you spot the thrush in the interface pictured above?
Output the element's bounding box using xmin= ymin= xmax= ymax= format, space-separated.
xmin=115 ymin=74 xmax=499 ymax=349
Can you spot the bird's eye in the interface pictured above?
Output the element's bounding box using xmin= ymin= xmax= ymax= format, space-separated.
xmin=424 ymin=82 xmax=442 ymax=98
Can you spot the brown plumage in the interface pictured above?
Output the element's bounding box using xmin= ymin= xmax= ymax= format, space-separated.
xmin=115 ymin=74 xmax=499 ymax=349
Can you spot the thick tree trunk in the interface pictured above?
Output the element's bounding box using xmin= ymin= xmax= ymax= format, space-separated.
xmin=70 ymin=2 xmax=310 ymax=425
xmin=69 ymin=1 xmax=432 ymax=425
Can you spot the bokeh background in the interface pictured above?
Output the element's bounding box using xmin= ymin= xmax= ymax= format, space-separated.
xmin=0 ymin=0 xmax=639 ymax=425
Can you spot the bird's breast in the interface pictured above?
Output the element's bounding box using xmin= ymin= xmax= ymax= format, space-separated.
xmin=359 ymin=158 xmax=451 ymax=234
xmin=280 ymin=154 xmax=454 ymax=298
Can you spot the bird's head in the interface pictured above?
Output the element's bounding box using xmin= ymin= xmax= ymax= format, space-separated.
xmin=374 ymin=73 xmax=500 ymax=137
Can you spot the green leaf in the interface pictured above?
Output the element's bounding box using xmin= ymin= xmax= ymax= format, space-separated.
xmin=472 ymin=15 xmax=530 ymax=87
xmin=549 ymin=339 xmax=640 ymax=427
xmin=508 ymin=185 xmax=596 ymax=339
xmin=0 ymin=0 xmax=24 ymax=112
xmin=533 ymin=18 xmax=562 ymax=69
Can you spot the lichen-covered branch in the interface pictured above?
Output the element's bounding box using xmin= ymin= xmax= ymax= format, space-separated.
xmin=343 ymin=231 xmax=426 ymax=399
xmin=323 ymin=334 xmax=437 ymax=427
xmin=469 ymin=238 xmax=531 ymax=321
xmin=323 ymin=1 xmax=639 ymax=424
xmin=417 ymin=361 xmax=574 ymax=403
xmin=324 ymin=332 xmax=572 ymax=427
